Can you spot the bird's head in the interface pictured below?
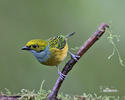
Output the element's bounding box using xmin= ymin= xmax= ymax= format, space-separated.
xmin=22 ymin=39 xmax=48 ymax=52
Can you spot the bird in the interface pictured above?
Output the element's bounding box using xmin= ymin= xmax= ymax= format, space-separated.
xmin=22 ymin=32 xmax=79 ymax=80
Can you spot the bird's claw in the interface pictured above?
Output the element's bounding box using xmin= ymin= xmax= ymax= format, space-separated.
xmin=58 ymin=71 xmax=66 ymax=80
xmin=68 ymin=51 xmax=80 ymax=61
xmin=71 ymin=54 xmax=80 ymax=61
xmin=57 ymin=66 xmax=66 ymax=80
xmin=70 ymin=53 xmax=80 ymax=61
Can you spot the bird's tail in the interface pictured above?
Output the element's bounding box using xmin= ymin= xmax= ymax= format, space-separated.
xmin=65 ymin=32 xmax=75 ymax=38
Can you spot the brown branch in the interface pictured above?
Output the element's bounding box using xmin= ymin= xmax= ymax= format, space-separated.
xmin=0 ymin=95 xmax=21 ymax=100
xmin=48 ymin=23 xmax=109 ymax=100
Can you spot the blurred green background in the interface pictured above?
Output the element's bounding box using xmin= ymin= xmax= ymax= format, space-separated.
xmin=0 ymin=0 xmax=125 ymax=96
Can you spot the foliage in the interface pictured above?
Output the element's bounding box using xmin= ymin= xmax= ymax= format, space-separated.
xmin=106 ymin=27 xmax=125 ymax=67
xmin=0 ymin=81 xmax=123 ymax=100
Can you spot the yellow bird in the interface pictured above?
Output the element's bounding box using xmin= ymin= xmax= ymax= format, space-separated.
xmin=22 ymin=32 xmax=79 ymax=80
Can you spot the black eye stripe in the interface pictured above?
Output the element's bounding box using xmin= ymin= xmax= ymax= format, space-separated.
xmin=32 ymin=45 xmax=37 ymax=48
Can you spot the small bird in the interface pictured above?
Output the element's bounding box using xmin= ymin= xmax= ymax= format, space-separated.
xmin=22 ymin=32 xmax=79 ymax=80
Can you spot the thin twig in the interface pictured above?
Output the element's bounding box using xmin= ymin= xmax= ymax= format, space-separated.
xmin=48 ymin=23 xmax=109 ymax=100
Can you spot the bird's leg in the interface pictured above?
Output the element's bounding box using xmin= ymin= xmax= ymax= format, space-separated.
xmin=56 ymin=66 xmax=66 ymax=80
xmin=68 ymin=51 xmax=80 ymax=61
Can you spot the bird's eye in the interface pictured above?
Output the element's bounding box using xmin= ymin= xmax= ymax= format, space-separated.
xmin=33 ymin=45 xmax=37 ymax=48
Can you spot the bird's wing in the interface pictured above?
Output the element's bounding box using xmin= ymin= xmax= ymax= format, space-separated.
xmin=48 ymin=35 xmax=66 ymax=49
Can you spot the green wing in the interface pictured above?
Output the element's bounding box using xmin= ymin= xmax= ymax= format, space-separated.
xmin=48 ymin=35 xmax=66 ymax=49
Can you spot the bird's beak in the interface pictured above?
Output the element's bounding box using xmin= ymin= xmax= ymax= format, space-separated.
xmin=21 ymin=46 xmax=31 ymax=50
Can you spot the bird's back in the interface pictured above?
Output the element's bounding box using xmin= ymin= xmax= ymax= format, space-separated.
xmin=48 ymin=35 xmax=66 ymax=50
xmin=48 ymin=32 xmax=75 ymax=50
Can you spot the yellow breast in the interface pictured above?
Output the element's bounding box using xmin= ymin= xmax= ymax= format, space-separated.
xmin=41 ymin=43 xmax=68 ymax=66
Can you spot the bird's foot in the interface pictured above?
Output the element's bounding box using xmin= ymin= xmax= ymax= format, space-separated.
xmin=57 ymin=66 xmax=66 ymax=80
xmin=68 ymin=51 xmax=80 ymax=61
xmin=58 ymin=71 xmax=66 ymax=80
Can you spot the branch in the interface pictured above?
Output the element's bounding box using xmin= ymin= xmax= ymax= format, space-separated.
xmin=48 ymin=23 xmax=109 ymax=100
xmin=0 ymin=95 xmax=21 ymax=100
